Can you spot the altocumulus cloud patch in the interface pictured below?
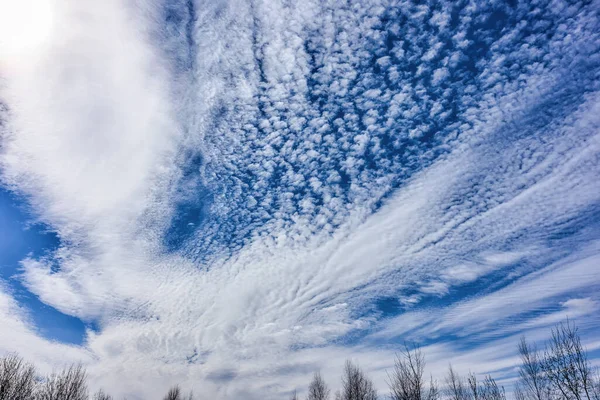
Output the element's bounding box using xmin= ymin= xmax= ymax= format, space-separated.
xmin=0 ymin=0 xmax=600 ymax=398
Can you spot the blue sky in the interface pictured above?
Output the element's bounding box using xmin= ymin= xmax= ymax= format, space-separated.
xmin=0 ymin=0 xmax=599 ymax=398
xmin=0 ymin=189 xmax=87 ymax=344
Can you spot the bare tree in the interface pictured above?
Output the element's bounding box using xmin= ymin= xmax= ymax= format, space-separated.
xmin=163 ymin=385 xmax=183 ymax=400
xmin=517 ymin=337 xmax=550 ymax=400
xmin=290 ymin=389 xmax=298 ymax=400
xmin=425 ymin=375 xmax=440 ymax=400
xmin=542 ymin=321 xmax=594 ymax=400
xmin=36 ymin=364 xmax=88 ymax=400
xmin=388 ymin=344 xmax=428 ymax=400
xmin=0 ymin=354 xmax=36 ymax=400
xmin=514 ymin=382 xmax=527 ymax=400
xmin=467 ymin=372 xmax=479 ymax=400
xmin=92 ymin=389 xmax=113 ymax=400
xmin=479 ymin=375 xmax=505 ymax=400
xmin=466 ymin=373 xmax=505 ymax=400
xmin=340 ymin=360 xmax=377 ymax=400
xmin=308 ymin=372 xmax=330 ymax=400
xmin=164 ymin=386 xmax=194 ymax=400
xmin=591 ymin=368 xmax=600 ymax=400
xmin=445 ymin=365 xmax=469 ymax=400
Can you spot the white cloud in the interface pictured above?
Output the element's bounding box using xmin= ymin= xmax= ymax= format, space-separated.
xmin=0 ymin=283 xmax=92 ymax=374
xmin=0 ymin=0 xmax=599 ymax=399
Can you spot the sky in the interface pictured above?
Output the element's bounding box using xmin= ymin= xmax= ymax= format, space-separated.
xmin=0 ymin=0 xmax=599 ymax=398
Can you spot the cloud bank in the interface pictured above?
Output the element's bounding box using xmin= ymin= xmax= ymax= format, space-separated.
xmin=1 ymin=0 xmax=600 ymax=398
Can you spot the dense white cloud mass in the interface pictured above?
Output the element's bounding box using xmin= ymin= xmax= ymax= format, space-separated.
xmin=0 ymin=0 xmax=600 ymax=398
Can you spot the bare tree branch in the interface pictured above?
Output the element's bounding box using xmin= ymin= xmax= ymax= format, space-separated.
xmin=92 ymin=389 xmax=113 ymax=400
xmin=445 ymin=365 xmax=469 ymax=400
xmin=467 ymin=372 xmax=478 ymax=400
xmin=163 ymin=385 xmax=183 ymax=400
xmin=518 ymin=336 xmax=551 ymax=400
xmin=515 ymin=382 xmax=527 ymax=400
xmin=340 ymin=360 xmax=377 ymax=400
xmin=480 ymin=375 xmax=505 ymax=400
xmin=388 ymin=344 xmax=426 ymax=400
xmin=426 ymin=375 xmax=440 ymax=400
xmin=591 ymin=368 xmax=600 ymax=400
xmin=308 ymin=371 xmax=330 ymax=400
xmin=0 ymin=354 xmax=36 ymax=400
xmin=36 ymin=364 xmax=88 ymax=400
xmin=543 ymin=320 xmax=593 ymax=400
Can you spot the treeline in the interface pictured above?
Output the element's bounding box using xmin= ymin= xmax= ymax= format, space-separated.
xmin=0 ymin=321 xmax=598 ymax=400
xmin=294 ymin=320 xmax=600 ymax=400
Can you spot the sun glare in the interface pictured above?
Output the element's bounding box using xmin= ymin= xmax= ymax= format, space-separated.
xmin=0 ymin=0 xmax=54 ymax=61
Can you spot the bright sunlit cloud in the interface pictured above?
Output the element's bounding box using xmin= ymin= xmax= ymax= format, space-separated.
xmin=0 ymin=0 xmax=54 ymax=62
